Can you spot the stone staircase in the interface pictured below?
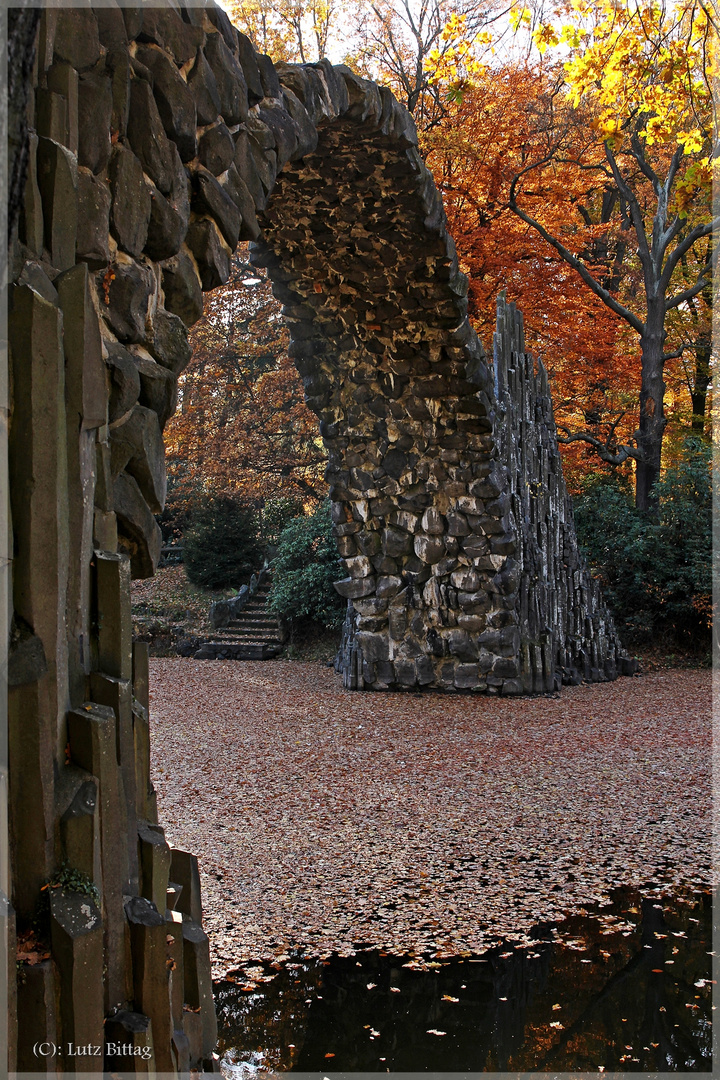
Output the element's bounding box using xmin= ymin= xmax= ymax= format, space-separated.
xmin=193 ymin=577 xmax=285 ymax=661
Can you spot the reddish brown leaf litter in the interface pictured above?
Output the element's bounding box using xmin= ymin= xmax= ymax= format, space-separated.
xmin=148 ymin=660 xmax=711 ymax=980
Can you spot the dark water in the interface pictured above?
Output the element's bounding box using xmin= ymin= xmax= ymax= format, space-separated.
xmin=214 ymin=888 xmax=713 ymax=1073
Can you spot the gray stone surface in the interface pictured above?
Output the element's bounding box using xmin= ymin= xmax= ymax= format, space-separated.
xmin=136 ymin=43 xmax=198 ymax=162
xmin=76 ymin=168 xmax=111 ymax=267
xmin=109 ymin=146 xmax=151 ymax=257
xmin=161 ymin=249 xmax=204 ymax=327
xmin=77 ymin=72 xmax=113 ymax=174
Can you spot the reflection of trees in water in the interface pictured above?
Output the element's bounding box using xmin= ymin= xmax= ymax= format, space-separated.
xmin=511 ymin=888 xmax=712 ymax=1072
xmin=215 ymin=960 xmax=323 ymax=1071
xmin=214 ymin=888 xmax=711 ymax=1072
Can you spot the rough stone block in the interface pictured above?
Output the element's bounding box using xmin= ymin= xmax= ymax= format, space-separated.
xmin=188 ymin=48 xmax=222 ymax=125
xmin=150 ymin=309 xmax=193 ymax=375
xmin=454 ymin=663 xmax=481 ymax=689
xmin=109 ymin=145 xmax=152 ymax=257
xmin=78 ymin=72 xmax=113 ymax=174
xmin=110 ymin=404 xmax=167 ymax=513
xmin=36 ymin=136 xmax=77 ymax=271
xmin=191 ymin=165 xmax=242 ymax=249
xmin=144 ymin=181 xmax=188 ymax=262
xmin=104 ymin=1010 xmax=154 ymax=1074
xmin=198 ymin=121 xmax=235 ymax=175
xmin=53 ymin=8 xmax=101 ymax=69
xmin=107 ymin=46 xmax=132 ymax=138
xmin=50 ymin=890 xmax=104 ymax=1068
xmin=113 ymin=471 xmax=163 ymax=579
xmin=333 ymin=576 xmax=376 ymax=600
xmin=161 ymin=250 xmax=204 ymax=328
xmin=76 ymin=168 xmax=111 ymax=267
xmin=96 ymin=6 xmax=129 ymax=51
xmin=137 ymin=821 xmax=172 ymax=913
xmin=185 ymin=219 xmax=231 ymax=290
xmin=105 ymin=341 xmax=141 ymax=423
xmin=237 ymin=32 xmax=263 ymax=101
xmin=137 ymin=5 xmax=204 ymax=64
xmin=205 ymin=31 xmax=248 ymax=124
xmin=57 ymin=764 xmax=102 ymax=889
xmin=170 ymin=849 xmax=203 ymax=924
xmin=99 ymin=257 xmax=154 ymax=344
xmin=223 ymin=165 xmax=261 ymax=241
xmin=135 ymin=43 xmax=198 ymax=162
xmin=127 ymin=345 xmax=179 ymax=429
xmin=182 ymin=920 xmax=218 ymax=1059
xmin=393 ymin=659 xmax=418 ymax=686
xmin=127 ymin=78 xmax=184 ymax=196
xmin=125 ymin=896 xmax=175 ymax=1072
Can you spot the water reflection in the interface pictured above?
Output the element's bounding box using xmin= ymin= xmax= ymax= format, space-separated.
xmin=214 ymin=887 xmax=712 ymax=1072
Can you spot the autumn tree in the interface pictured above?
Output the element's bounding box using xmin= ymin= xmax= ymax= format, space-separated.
xmin=443 ymin=0 xmax=720 ymax=511
xmin=224 ymin=0 xmax=340 ymax=62
xmin=422 ymin=61 xmax=640 ymax=491
xmin=163 ymin=248 xmax=327 ymax=523
xmin=346 ymin=0 xmax=501 ymax=130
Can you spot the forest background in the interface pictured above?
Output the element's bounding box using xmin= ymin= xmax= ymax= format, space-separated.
xmin=159 ymin=0 xmax=716 ymax=651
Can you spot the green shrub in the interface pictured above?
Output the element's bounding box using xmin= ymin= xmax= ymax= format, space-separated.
xmin=183 ymin=496 xmax=261 ymax=590
xmin=573 ymin=438 xmax=712 ymax=646
xmin=268 ymin=502 xmax=346 ymax=628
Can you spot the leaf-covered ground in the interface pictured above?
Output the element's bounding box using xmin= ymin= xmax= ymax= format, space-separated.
xmin=148 ymin=660 xmax=711 ymax=980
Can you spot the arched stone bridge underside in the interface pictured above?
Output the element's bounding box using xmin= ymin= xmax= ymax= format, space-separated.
xmin=5 ymin=4 xmax=638 ymax=1070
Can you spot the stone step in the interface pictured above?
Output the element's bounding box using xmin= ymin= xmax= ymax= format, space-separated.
xmin=219 ymin=631 xmax=282 ymax=643
xmin=226 ymin=617 xmax=278 ymax=629
xmin=193 ymin=640 xmax=282 ymax=661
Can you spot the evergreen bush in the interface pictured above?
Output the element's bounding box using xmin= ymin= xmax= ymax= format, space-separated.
xmin=268 ymin=502 xmax=346 ymax=628
xmin=183 ymin=495 xmax=261 ymax=590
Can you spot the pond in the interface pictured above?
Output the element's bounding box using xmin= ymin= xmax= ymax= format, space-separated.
xmin=214 ymin=887 xmax=712 ymax=1074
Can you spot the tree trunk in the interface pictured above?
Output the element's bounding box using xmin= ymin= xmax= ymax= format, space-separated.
xmin=635 ymin=305 xmax=667 ymax=513
xmin=690 ymin=331 xmax=711 ymax=433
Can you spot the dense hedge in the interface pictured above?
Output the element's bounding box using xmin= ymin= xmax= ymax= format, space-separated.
xmin=573 ymin=439 xmax=712 ymax=647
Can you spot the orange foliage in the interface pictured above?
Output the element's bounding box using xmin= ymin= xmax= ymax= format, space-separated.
xmin=423 ymin=63 xmax=654 ymax=491
xmin=164 ymin=248 xmax=326 ymax=514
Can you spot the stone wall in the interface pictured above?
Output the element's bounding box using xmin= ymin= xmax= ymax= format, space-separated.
xmin=5 ymin=0 xmax=633 ymax=1071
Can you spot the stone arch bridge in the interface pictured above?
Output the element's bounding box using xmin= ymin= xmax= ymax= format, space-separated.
xmin=4 ymin=2 xmax=635 ymax=1072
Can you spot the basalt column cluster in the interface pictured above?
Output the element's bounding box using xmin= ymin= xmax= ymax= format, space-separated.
xmin=492 ymin=298 xmax=637 ymax=692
